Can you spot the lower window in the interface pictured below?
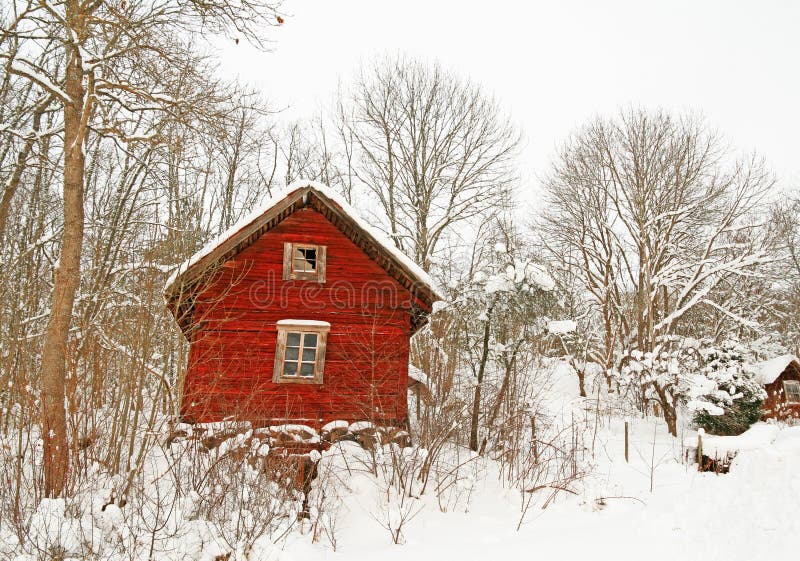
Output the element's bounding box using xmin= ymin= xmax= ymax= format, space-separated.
xmin=273 ymin=320 xmax=329 ymax=384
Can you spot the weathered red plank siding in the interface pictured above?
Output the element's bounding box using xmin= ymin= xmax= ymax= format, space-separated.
xmin=181 ymin=207 xmax=416 ymax=427
xmin=762 ymin=367 xmax=800 ymax=421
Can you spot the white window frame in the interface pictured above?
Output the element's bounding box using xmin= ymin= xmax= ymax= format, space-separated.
xmin=273 ymin=320 xmax=330 ymax=385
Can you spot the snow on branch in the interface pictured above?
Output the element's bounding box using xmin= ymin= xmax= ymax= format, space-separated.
xmin=8 ymin=59 xmax=70 ymax=104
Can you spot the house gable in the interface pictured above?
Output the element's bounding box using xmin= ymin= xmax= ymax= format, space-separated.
xmin=165 ymin=181 xmax=439 ymax=335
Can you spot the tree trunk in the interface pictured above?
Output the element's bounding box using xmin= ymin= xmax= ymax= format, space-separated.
xmin=663 ymin=403 xmax=678 ymax=437
xmin=479 ymin=346 xmax=519 ymax=455
xmin=576 ymin=368 xmax=587 ymax=398
xmin=486 ymin=346 xmax=519 ymax=430
xmin=40 ymin=12 xmax=86 ymax=497
xmin=0 ymin=101 xmax=48 ymax=241
xmin=652 ymin=382 xmax=678 ymax=437
xmin=469 ymin=306 xmax=493 ymax=452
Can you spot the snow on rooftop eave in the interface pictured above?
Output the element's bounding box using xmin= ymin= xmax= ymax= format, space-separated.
xmin=754 ymin=354 xmax=799 ymax=385
xmin=163 ymin=180 xmax=443 ymax=303
xmin=408 ymin=364 xmax=429 ymax=386
xmin=276 ymin=319 xmax=331 ymax=327
xmin=163 ymin=183 xmax=307 ymax=296
xmin=309 ymin=181 xmax=444 ymax=302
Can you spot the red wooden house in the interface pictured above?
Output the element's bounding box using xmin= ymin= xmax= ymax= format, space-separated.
xmin=755 ymin=354 xmax=800 ymax=421
xmin=165 ymin=182 xmax=440 ymax=430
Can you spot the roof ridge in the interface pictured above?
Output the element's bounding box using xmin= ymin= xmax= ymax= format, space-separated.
xmin=163 ymin=180 xmax=442 ymax=306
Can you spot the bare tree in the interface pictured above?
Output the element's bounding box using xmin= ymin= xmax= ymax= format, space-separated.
xmin=339 ymin=55 xmax=519 ymax=271
xmin=212 ymin=95 xmax=278 ymax=233
xmin=766 ymin=194 xmax=800 ymax=352
xmin=278 ymin=112 xmax=352 ymax=196
xmin=2 ymin=0 xmax=281 ymax=498
xmin=542 ymin=108 xmax=773 ymax=435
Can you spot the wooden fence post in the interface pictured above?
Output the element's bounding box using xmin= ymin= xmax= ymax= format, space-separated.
xmin=696 ymin=428 xmax=704 ymax=472
xmin=624 ymin=420 xmax=629 ymax=463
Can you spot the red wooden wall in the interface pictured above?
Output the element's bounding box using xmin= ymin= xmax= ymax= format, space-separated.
xmin=762 ymin=367 xmax=800 ymax=421
xmin=181 ymin=207 xmax=422 ymax=428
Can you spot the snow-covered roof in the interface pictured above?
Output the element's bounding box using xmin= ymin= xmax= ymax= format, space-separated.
xmin=407 ymin=364 xmax=433 ymax=400
xmin=276 ymin=319 xmax=331 ymax=328
xmin=164 ymin=180 xmax=442 ymax=309
xmin=408 ymin=365 xmax=430 ymax=388
xmin=754 ymin=354 xmax=799 ymax=385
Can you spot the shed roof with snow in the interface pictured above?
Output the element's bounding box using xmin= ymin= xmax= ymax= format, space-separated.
xmin=754 ymin=355 xmax=800 ymax=421
xmin=754 ymin=354 xmax=800 ymax=385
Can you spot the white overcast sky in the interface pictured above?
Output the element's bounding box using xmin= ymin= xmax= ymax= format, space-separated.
xmin=215 ymin=0 xmax=800 ymax=198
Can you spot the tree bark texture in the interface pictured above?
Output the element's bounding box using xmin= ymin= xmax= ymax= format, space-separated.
xmin=40 ymin=4 xmax=87 ymax=497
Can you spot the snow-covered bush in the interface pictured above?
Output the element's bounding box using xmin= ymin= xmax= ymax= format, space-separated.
xmin=689 ymin=342 xmax=766 ymax=435
xmin=617 ymin=336 xmax=701 ymax=433
xmin=617 ymin=337 xmax=769 ymax=436
xmin=0 ymin=415 xmax=315 ymax=560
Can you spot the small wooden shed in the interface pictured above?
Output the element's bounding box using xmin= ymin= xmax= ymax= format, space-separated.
xmin=165 ymin=181 xmax=440 ymax=429
xmin=755 ymin=354 xmax=800 ymax=421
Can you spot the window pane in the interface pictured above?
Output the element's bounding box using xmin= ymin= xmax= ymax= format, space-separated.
xmin=786 ymin=381 xmax=800 ymax=402
xmin=283 ymin=362 xmax=297 ymax=376
xmin=302 ymin=348 xmax=317 ymax=362
xmin=304 ymin=333 xmax=318 ymax=347
xmin=293 ymin=246 xmax=317 ymax=272
xmin=285 ymin=347 xmax=299 ymax=361
xmin=286 ymin=332 xmax=301 ymax=346
xmin=300 ymin=362 xmax=315 ymax=377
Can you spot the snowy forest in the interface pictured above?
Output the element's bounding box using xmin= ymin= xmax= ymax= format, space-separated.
xmin=1 ymin=2 xmax=799 ymax=560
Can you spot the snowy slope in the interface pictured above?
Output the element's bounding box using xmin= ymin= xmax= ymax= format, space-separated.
xmin=272 ymin=425 xmax=800 ymax=561
xmin=6 ymin=363 xmax=799 ymax=561
xmin=268 ymin=363 xmax=800 ymax=561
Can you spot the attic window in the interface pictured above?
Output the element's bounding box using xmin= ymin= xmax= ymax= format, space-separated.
xmin=283 ymin=243 xmax=326 ymax=282
xmin=294 ymin=246 xmax=317 ymax=273
xmin=784 ymin=380 xmax=800 ymax=403
xmin=273 ymin=320 xmax=329 ymax=384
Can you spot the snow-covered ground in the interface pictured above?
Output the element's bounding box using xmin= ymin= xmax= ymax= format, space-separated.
xmin=272 ymin=422 xmax=799 ymax=561
xmin=4 ymin=364 xmax=799 ymax=561
xmin=271 ymin=363 xmax=800 ymax=561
